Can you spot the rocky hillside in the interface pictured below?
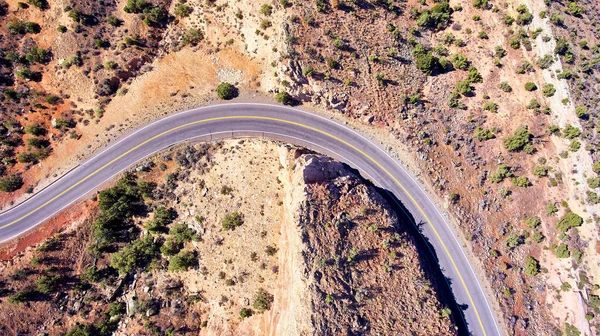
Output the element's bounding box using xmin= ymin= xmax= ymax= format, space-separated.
xmin=0 ymin=140 xmax=456 ymax=335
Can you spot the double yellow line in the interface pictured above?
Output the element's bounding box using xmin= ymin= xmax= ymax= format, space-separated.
xmin=1 ymin=115 xmax=488 ymax=335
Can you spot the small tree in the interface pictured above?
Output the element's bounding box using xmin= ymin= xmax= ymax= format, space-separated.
xmin=0 ymin=175 xmax=23 ymax=192
xmin=253 ymin=288 xmax=274 ymax=312
xmin=556 ymin=212 xmax=583 ymax=233
xmin=216 ymin=82 xmax=238 ymax=100
xmin=168 ymin=250 xmax=196 ymax=272
xmin=275 ymin=91 xmax=294 ymax=105
xmin=524 ymin=256 xmax=540 ymax=276
xmin=524 ymin=82 xmax=537 ymax=91
xmin=222 ymin=212 xmax=243 ymax=230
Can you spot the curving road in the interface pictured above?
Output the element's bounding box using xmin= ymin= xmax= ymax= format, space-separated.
xmin=0 ymin=103 xmax=500 ymax=336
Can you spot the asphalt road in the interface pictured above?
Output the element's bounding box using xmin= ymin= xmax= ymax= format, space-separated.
xmin=0 ymin=103 xmax=500 ymax=336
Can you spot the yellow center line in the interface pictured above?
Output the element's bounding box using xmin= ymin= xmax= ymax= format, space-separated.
xmin=1 ymin=115 xmax=487 ymax=335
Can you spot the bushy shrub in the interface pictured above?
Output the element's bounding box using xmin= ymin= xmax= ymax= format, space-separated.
xmin=222 ymin=212 xmax=243 ymax=230
xmin=503 ymin=125 xmax=532 ymax=152
xmin=524 ymin=82 xmax=537 ymax=91
xmin=259 ymin=4 xmax=272 ymax=16
xmin=416 ymin=2 xmax=452 ymax=30
xmin=533 ymin=166 xmax=548 ymax=177
xmin=455 ymin=80 xmax=472 ymax=95
xmin=253 ymin=288 xmax=274 ymax=312
xmin=175 ymin=3 xmax=193 ymax=17
xmin=512 ymin=176 xmax=530 ymax=187
xmin=524 ymin=256 xmax=540 ymax=276
xmin=36 ymin=274 xmax=61 ymax=293
xmin=542 ymin=83 xmax=556 ymax=97
xmin=169 ymin=223 xmax=197 ymax=243
xmin=0 ymin=174 xmax=23 ymax=192
xmin=554 ymin=243 xmax=570 ymax=258
xmin=168 ymin=250 xmax=196 ymax=272
xmin=562 ymin=124 xmax=581 ymax=139
xmin=124 ymin=0 xmax=149 ymax=13
xmin=489 ymin=164 xmax=512 ymax=183
xmin=110 ymin=235 xmax=158 ymax=275
xmin=450 ymin=52 xmax=469 ymax=70
xmin=483 ymin=102 xmax=499 ymax=112
xmin=413 ymin=44 xmax=439 ymax=75
xmin=25 ymin=124 xmax=46 ymax=136
xmin=216 ymin=82 xmax=237 ymax=100
xmin=275 ymin=91 xmax=295 ymax=105
xmin=474 ymin=126 xmax=494 ymax=141
xmin=556 ymin=212 xmax=583 ymax=233
xmin=499 ymin=81 xmax=512 ymax=92
xmin=145 ymin=207 xmax=175 ymax=233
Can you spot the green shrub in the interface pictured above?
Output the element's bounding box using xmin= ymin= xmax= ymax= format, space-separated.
xmin=575 ymin=106 xmax=587 ymax=119
xmin=216 ymin=82 xmax=237 ymax=100
xmin=525 ymin=99 xmax=540 ymax=109
xmin=499 ymin=81 xmax=512 ymax=92
xmin=524 ymin=82 xmax=537 ymax=91
xmin=275 ymin=91 xmax=294 ymax=105
xmin=124 ymin=0 xmax=150 ymax=14
xmin=474 ymin=126 xmax=495 ymax=141
xmin=546 ymin=203 xmax=558 ymax=215
xmin=145 ymin=207 xmax=174 ymax=233
xmin=554 ymin=243 xmax=570 ymax=258
xmin=524 ymin=256 xmax=540 ymax=276
xmin=483 ymin=102 xmax=499 ymax=112
xmin=542 ymin=83 xmax=556 ymax=97
xmin=416 ymin=2 xmax=452 ymax=30
xmin=260 ymin=4 xmax=272 ymax=16
xmin=506 ymin=233 xmax=523 ymax=249
xmin=181 ymin=29 xmax=203 ymax=46
xmin=175 ymin=3 xmax=193 ymax=17
xmin=169 ymin=223 xmax=197 ymax=243
xmin=9 ymin=289 xmax=36 ymax=304
xmin=473 ymin=0 xmax=488 ymax=8
xmin=531 ymin=230 xmax=544 ymax=243
xmin=253 ymin=288 xmax=274 ymax=312
xmin=144 ymin=7 xmax=169 ymax=27
xmin=512 ymin=176 xmax=530 ymax=187
xmin=489 ymin=164 xmax=512 ymax=183
xmin=533 ymin=166 xmax=548 ymax=177
xmin=222 ymin=211 xmax=243 ymax=230
xmin=36 ymin=274 xmax=61 ymax=293
xmin=240 ymin=308 xmax=253 ymax=318
xmin=450 ymin=52 xmax=469 ymax=70
xmin=508 ymin=37 xmax=520 ymax=49
xmin=516 ymin=10 xmax=533 ymax=25
xmin=569 ymin=140 xmax=581 ymax=152
xmin=467 ymin=66 xmax=483 ymax=83
xmin=25 ymin=47 xmax=50 ymax=64
xmin=413 ymin=44 xmax=439 ymax=75
xmin=588 ymin=177 xmax=600 ymax=189
xmin=562 ymin=124 xmax=581 ymax=139
xmin=593 ymin=162 xmax=600 ymax=174
xmin=160 ymin=237 xmax=181 ymax=256
xmin=27 ymin=0 xmax=48 ymax=9
xmin=25 ymin=124 xmax=45 ymax=136
xmin=556 ymin=212 xmax=583 ymax=233
xmin=0 ymin=174 xmax=23 ymax=192
xmin=504 ymin=15 xmax=515 ymax=25
xmin=456 ymin=80 xmax=472 ymax=95
xmin=537 ymin=54 xmax=554 ymax=69
xmin=110 ymin=235 xmax=158 ymax=275
xmin=503 ymin=125 xmax=532 ymax=152
xmin=168 ymin=250 xmax=196 ymax=272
